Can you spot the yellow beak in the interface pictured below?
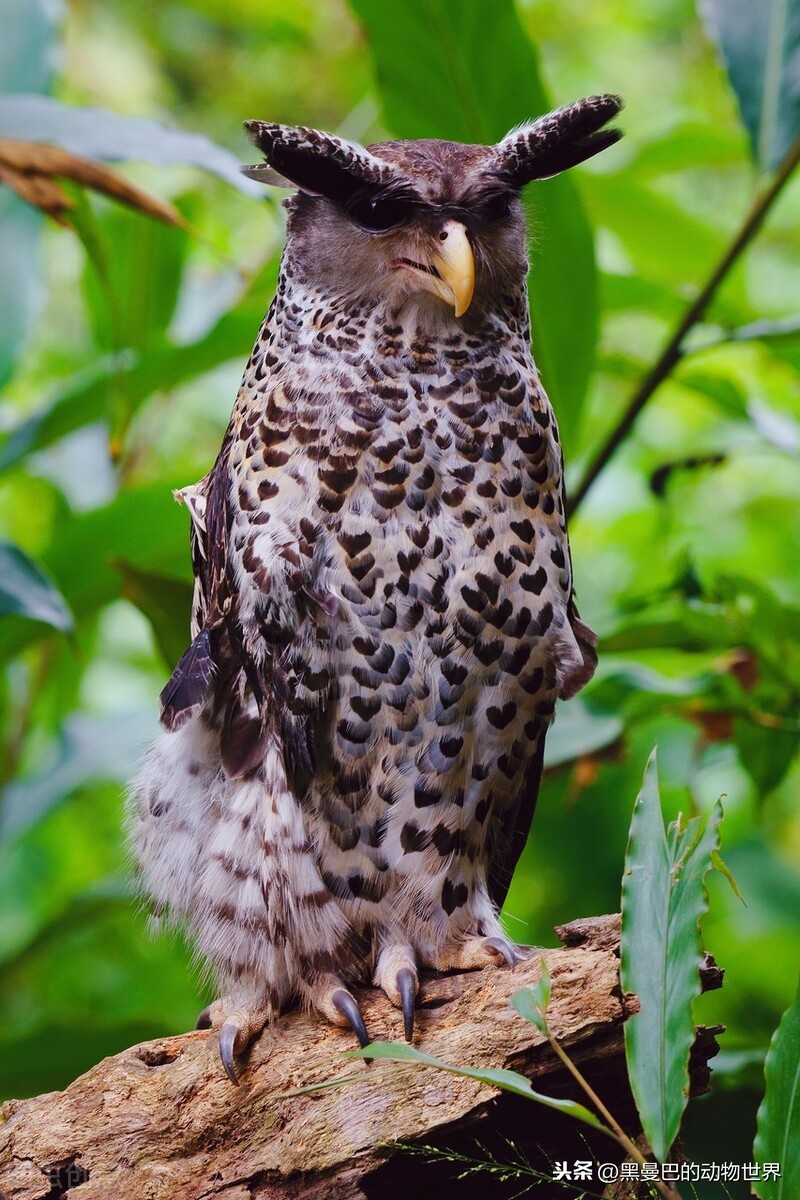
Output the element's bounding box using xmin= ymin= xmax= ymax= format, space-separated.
xmin=429 ymin=220 xmax=475 ymax=318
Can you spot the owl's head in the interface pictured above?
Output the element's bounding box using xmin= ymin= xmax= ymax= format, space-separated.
xmin=244 ymin=95 xmax=622 ymax=324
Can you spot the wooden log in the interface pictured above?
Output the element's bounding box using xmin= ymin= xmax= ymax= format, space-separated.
xmin=0 ymin=914 xmax=722 ymax=1200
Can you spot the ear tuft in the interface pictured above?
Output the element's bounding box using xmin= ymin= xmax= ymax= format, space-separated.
xmin=495 ymin=94 xmax=623 ymax=185
xmin=243 ymin=121 xmax=413 ymax=201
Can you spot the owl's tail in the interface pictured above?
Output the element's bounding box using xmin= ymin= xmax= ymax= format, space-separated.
xmin=128 ymin=713 xmax=358 ymax=1028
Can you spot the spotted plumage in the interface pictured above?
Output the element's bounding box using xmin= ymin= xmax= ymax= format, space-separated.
xmin=129 ymin=94 xmax=622 ymax=1081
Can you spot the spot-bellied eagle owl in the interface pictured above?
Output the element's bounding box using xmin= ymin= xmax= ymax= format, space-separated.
xmin=130 ymin=95 xmax=622 ymax=1084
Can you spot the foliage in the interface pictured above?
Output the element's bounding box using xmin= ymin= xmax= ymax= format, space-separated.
xmin=0 ymin=2 xmax=798 ymax=1193
xmin=698 ymin=0 xmax=800 ymax=171
xmin=0 ymin=541 xmax=73 ymax=632
xmin=753 ymin=976 xmax=800 ymax=1199
xmin=350 ymin=768 xmax=724 ymax=1198
xmin=621 ymin=750 xmax=723 ymax=1162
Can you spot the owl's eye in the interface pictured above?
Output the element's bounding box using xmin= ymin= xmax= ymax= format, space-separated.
xmin=482 ymin=193 xmax=513 ymax=223
xmin=346 ymin=194 xmax=415 ymax=232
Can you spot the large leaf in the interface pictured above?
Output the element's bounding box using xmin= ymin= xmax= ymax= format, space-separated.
xmin=80 ymin=203 xmax=188 ymax=354
xmin=734 ymin=718 xmax=800 ymax=796
xmin=698 ymin=0 xmax=800 ymax=170
xmin=0 ymin=485 xmax=190 ymax=664
xmin=620 ymin=749 xmax=722 ymax=1162
xmin=585 ymin=172 xmax=731 ymax=294
xmin=543 ymin=700 xmax=623 ymax=769
xmin=0 ymin=0 xmax=62 ymax=95
xmin=116 ymin=561 xmax=194 ymax=669
xmin=0 ymin=0 xmax=63 ymax=388
xmin=0 ymin=192 xmax=44 ymax=389
xmin=0 ymin=94 xmax=262 ymax=196
xmin=348 ymin=1041 xmax=605 ymax=1130
xmin=0 ymin=256 xmax=280 ymax=473
xmin=0 ymin=541 xmax=72 ymax=633
xmin=348 ymin=0 xmax=600 ymax=456
xmin=0 ymin=710 xmax=155 ymax=841
xmin=753 ymin=976 xmax=800 ymax=1199
xmin=43 ymin=486 xmax=191 ymax=621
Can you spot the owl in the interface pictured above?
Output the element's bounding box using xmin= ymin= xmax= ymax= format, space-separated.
xmin=130 ymin=95 xmax=622 ymax=1085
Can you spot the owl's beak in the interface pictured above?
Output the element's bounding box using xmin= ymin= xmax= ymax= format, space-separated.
xmin=392 ymin=219 xmax=475 ymax=318
xmin=428 ymin=220 xmax=475 ymax=318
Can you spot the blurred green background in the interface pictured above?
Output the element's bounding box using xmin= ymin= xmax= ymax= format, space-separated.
xmin=1 ymin=0 xmax=798 ymax=1186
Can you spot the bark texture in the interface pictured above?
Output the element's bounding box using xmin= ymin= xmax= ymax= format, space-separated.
xmin=0 ymin=914 xmax=722 ymax=1200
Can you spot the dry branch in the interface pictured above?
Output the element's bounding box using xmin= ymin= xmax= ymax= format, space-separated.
xmin=0 ymin=914 xmax=722 ymax=1200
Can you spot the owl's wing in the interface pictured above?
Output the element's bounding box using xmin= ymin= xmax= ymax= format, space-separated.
xmin=158 ymin=437 xmax=326 ymax=783
xmin=486 ymin=407 xmax=598 ymax=911
xmin=487 ymin=594 xmax=596 ymax=911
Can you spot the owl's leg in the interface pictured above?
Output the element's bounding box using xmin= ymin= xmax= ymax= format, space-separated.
xmin=374 ymin=945 xmax=418 ymax=1042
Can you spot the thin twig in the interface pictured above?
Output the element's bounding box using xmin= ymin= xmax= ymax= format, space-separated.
xmin=568 ymin=132 xmax=800 ymax=517
xmin=544 ymin=1032 xmax=681 ymax=1200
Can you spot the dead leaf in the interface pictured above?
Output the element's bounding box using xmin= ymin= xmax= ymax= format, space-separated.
xmin=0 ymin=138 xmax=186 ymax=228
xmin=0 ymin=161 xmax=72 ymax=224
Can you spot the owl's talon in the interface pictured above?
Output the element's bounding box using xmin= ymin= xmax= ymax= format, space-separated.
xmin=195 ymin=1005 xmax=213 ymax=1030
xmin=332 ymin=988 xmax=370 ymax=1048
xmin=484 ymin=936 xmax=520 ymax=969
xmin=396 ymin=968 xmax=417 ymax=1043
xmin=219 ymin=1023 xmax=241 ymax=1086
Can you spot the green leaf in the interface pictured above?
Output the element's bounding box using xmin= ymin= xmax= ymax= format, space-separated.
xmin=349 ymin=0 xmax=600 ymax=455
xmin=710 ymin=849 xmax=745 ymax=903
xmin=0 ymin=255 xmax=280 ymax=473
xmin=0 ymin=710 xmax=154 ymax=840
xmin=510 ymin=961 xmax=551 ymax=1035
xmin=0 ymin=94 xmax=262 ymax=197
xmin=0 ymin=191 xmax=44 ymax=390
xmin=68 ymin=193 xmax=190 ymax=446
xmin=753 ymin=976 xmax=800 ymax=1199
xmin=620 ymin=748 xmax=723 ymax=1162
xmin=44 ymin=486 xmax=191 ymax=620
xmin=586 ymin=172 xmax=728 ymax=294
xmin=77 ymin=200 xmax=188 ymax=355
xmin=544 ymin=700 xmax=623 ymax=769
xmin=0 ymin=0 xmax=62 ymax=95
xmin=115 ymin=560 xmax=194 ymax=669
xmin=698 ymin=0 xmax=800 ymax=170
xmin=734 ymin=717 xmax=800 ymax=795
xmin=346 ymin=1041 xmax=605 ymax=1130
xmin=627 ymin=119 xmax=746 ymax=177
xmin=0 ymin=484 xmax=190 ymax=664
xmin=0 ymin=540 xmax=72 ymax=633
xmin=601 ymin=598 xmax=735 ymax=654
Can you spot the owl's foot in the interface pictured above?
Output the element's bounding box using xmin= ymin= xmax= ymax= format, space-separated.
xmin=196 ymin=996 xmax=273 ymax=1086
xmin=374 ymin=947 xmax=419 ymax=1042
xmin=426 ymin=934 xmax=523 ymax=973
xmin=301 ymin=976 xmax=371 ymax=1049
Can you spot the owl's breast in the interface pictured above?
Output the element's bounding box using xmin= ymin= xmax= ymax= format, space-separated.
xmin=310 ymin=377 xmax=583 ymax=792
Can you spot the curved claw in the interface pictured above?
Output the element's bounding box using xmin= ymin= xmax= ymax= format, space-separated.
xmin=332 ymin=988 xmax=370 ymax=1048
xmin=396 ymin=968 xmax=416 ymax=1043
xmin=195 ymin=1005 xmax=212 ymax=1031
xmin=484 ymin=936 xmax=520 ymax=969
xmin=219 ymin=1023 xmax=241 ymax=1086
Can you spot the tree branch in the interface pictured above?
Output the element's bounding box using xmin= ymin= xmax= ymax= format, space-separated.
xmin=0 ymin=914 xmax=722 ymax=1200
xmin=568 ymin=133 xmax=800 ymax=517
